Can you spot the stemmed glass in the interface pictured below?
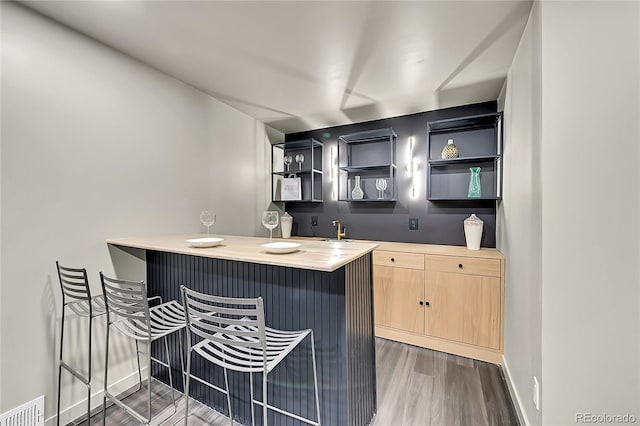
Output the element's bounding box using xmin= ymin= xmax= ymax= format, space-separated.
xmin=284 ymin=155 xmax=293 ymax=172
xmin=295 ymin=154 xmax=305 ymax=171
xmin=375 ymin=178 xmax=387 ymax=199
xmin=262 ymin=211 xmax=279 ymax=243
xmin=200 ymin=210 xmax=216 ymax=235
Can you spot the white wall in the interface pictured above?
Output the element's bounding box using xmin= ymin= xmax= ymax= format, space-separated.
xmin=496 ymin=2 xmax=542 ymax=425
xmin=501 ymin=1 xmax=640 ymax=425
xmin=0 ymin=2 xmax=272 ymax=422
xmin=539 ymin=1 xmax=639 ymax=424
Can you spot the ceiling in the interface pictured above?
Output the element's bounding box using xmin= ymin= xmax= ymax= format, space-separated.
xmin=21 ymin=0 xmax=532 ymax=134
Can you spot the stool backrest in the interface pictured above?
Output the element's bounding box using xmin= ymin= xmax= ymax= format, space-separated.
xmin=56 ymin=261 xmax=91 ymax=303
xmin=181 ymin=286 xmax=267 ymax=365
xmin=100 ymin=273 xmax=151 ymax=338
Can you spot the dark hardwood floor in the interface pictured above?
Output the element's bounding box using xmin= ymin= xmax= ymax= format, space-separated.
xmin=74 ymin=338 xmax=518 ymax=425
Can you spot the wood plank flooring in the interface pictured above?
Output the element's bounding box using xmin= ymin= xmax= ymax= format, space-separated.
xmin=74 ymin=338 xmax=518 ymax=426
xmin=372 ymin=338 xmax=518 ymax=426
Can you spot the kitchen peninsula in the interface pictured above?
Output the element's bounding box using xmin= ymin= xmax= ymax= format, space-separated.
xmin=107 ymin=234 xmax=378 ymax=426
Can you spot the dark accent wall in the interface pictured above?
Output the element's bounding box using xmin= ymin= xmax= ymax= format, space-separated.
xmin=284 ymin=101 xmax=498 ymax=247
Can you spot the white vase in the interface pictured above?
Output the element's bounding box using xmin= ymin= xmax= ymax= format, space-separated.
xmin=463 ymin=214 xmax=483 ymax=250
xmin=351 ymin=176 xmax=364 ymax=200
xmin=281 ymin=212 xmax=293 ymax=238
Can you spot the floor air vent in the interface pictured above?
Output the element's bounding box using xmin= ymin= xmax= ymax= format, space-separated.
xmin=0 ymin=396 xmax=44 ymax=426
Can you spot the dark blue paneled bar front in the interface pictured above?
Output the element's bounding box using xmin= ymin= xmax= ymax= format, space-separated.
xmin=108 ymin=234 xmax=378 ymax=426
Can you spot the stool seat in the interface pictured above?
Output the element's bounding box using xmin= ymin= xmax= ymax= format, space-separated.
xmin=110 ymin=300 xmax=185 ymax=341
xmin=66 ymin=295 xmax=106 ymax=317
xmin=193 ymin=323 xmax=311 ymax=374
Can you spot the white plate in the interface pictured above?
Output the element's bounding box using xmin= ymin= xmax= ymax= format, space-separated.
xmin=186 ymin=237 xmax=224 ymax=248
xmin=261 ymin=242 xmax=301 ymax=254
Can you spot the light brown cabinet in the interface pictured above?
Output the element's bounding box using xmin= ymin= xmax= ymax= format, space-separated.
xmin=373 ymin=244 xmax=505 ymax=364
xmin=373 ymin=251 xmax=425 ymax=334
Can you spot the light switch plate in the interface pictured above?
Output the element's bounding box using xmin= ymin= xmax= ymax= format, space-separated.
xmin=409 ymin=218 xmax=419 ymax=230
xmin=311 ymin=216 xmax=318 ymax=226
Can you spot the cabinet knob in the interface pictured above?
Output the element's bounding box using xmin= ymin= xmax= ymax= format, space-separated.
xmin=390 ymin=258 xmax=395 ymax=262
xmin=458 ymin=263 xmax=463 ymax=269
xmin=419 ymin=301 xmax=424 ymax=306
xmin=425 ymin=301 xmax=430 ymax=307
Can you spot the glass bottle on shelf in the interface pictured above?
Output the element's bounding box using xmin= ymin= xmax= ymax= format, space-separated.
xmin=351 ymin=176 xmax=364 ymax=200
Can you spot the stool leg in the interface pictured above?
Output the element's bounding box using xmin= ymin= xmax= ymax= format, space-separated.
xmin=223 ymin=366 xmax=232 ymax=426
xmin=87 ymin=314 xmax=93 ymax=426
xmin=249 ymin=372 xmax=255 ymax=426
xmin=56 ymin=305 xmax=66 ymax=426
xmin=262 ymin=372 xmax=268 ymax=426
xmin=147 ymin=340 xmax=152 ymax=422
xmin=183 ymin=348 xmax=192 ymax=426
xmin=163 ymin=336 xmax=177 ymax=412
xmin=310 ymin=332 xmax=321 ymax=425
xmin=135 ymin=340 xmax=143 ymax=391
xmin=102 ymin=322 xmax=111 ymax=426
xmin=178 ymin=330 xmax=185 ymax=390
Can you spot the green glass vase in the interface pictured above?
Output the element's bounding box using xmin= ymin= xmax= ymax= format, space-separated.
xmin=468 ymin=167 xmax=482 ymax=198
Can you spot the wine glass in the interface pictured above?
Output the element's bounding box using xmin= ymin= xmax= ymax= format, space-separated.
xmin=262 ymin=211 xmax=279 ymax=243
xmin=200 ymin=210 xmax=216 ymax=235
xmin=284 ymin=155 xmax=293 ymax=172
xmin=375 ymin=178 xmax=387 ymax=199
xmin=295 ymin=154 xmax=305 ymax=171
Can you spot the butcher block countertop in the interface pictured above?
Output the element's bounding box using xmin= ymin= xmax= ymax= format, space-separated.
xmin=107 ymin=234 xmax=378 ymax=272
xmin=292 ymin=237 xmax=504 ymax=259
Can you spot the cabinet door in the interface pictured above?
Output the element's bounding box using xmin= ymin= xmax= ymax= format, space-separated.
xmin=463 ymin=275 xmax=501 ymax=349
xmin=374 ymin=265 xmax=424 ymax=334
xmin=425 ymin=271 xmax=464 ymax=342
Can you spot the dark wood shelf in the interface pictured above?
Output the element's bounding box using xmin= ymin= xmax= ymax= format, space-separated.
xmin=272 ymin=169 xmax=323 ymax=176
xmin=429 ymin=196 xmax=501 ymax=201
xmin=339 ymin=164 xmax=396 ymax=173
xmin=428 ymin=155 xmax=499 ymax=166
xmin=344 ymin=198 xmax=397 ymax=203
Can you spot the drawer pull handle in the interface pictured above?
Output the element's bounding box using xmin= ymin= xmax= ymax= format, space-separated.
xmin=419 ymin=301 xmax=423 ymax=306
xmin=390 ymin=258 xmax=395 ymax=262
xmin=458 ymin=263 xmax=463 ymax=269
xmin=425 ymin=301 xmax=430 ymax=307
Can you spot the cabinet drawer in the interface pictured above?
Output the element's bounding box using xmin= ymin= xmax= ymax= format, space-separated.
xmin=426 ymin=255 xmax=501 ymax=277
xmin=373 ymin=250 xmax=424 ymax=270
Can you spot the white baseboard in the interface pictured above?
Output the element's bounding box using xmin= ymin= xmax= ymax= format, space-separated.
xmin=45 ymin=367 xmax=147 ymax=426
xmin=502 ymin=355 xmax=530 ymax=426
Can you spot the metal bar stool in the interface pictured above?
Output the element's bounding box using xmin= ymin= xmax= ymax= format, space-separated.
xmin=180 ymin=286 xmax=321 ymax=426
xmin=56 ymin=261 xmax=107 ymax=426
xmin=100 ymin=273 xmax=186 ymax=425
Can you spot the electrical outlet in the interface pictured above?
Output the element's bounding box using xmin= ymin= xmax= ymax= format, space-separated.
xmin=311 ymin=216 xmax=318 ymax=226
xmin=409 ymin=218 xmax=419 ymax=230
xmin=533 ymin=376 xmax=540 ymax=411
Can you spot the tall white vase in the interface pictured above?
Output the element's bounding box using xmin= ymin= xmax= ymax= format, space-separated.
xmin=463 ymin=214 xmax=483 ymax=250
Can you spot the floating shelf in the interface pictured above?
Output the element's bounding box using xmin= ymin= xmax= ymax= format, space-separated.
xmin=427 ymin=113 xmax=503 ymax=201
xmin=272 ymin=138 xmax=323 ymax=203
xmin=337 ymin=128 xmax=397 ymax=202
